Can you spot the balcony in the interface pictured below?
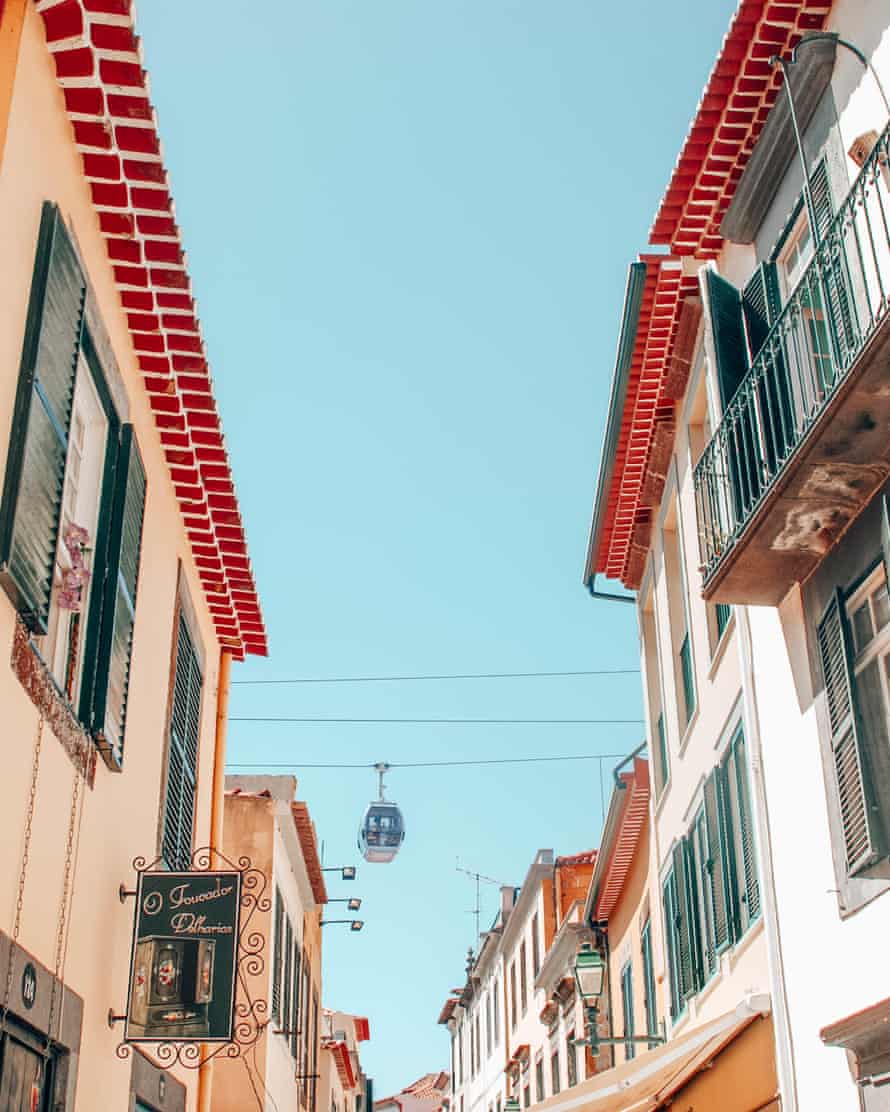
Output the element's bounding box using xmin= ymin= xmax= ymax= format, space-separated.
xmin=695 ymin=121 xmax=890 ymax=605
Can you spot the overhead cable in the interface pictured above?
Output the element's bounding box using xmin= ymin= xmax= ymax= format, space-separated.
xmin=226 ymin=752 xmax=631 ymax=770
xmin=229 ymin=716 xmax=643 ymax=725
xmin=230 ymin=667 xmax=638 ymax=686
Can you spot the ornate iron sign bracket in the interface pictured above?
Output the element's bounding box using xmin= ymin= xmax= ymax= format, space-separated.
xmin=111 ymin=847 xmax=270 ymax=1069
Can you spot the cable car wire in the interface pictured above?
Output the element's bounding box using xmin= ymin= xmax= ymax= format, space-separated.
xmin=229 ymin=716 xmax=643 ymax=725
xmin=226 ymin=751 xmax=631 ymax=770
xmin=230 ymin=667 xmax=638 ymax=686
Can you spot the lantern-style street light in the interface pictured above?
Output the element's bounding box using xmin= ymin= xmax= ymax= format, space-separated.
xmin=320 ymin=919 xmax=364 ymax=931
xmin=327 ymin=897 xmax=362 ymax=911
xmin=322 ymin=865 xmax=357 ymax=880
xmin=573 ymin=942 xmax=663 ymax=1054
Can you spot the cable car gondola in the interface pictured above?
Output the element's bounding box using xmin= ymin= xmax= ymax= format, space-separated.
xmin=359 ymin=763 xmax=405 ymax=864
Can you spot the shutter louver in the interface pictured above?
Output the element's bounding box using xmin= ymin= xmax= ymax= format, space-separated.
xmin=161 ymin=614 xmax=203 ymax=870
xmin=811 ymin=158 xmax=858 ymax=366
xmin=0 ymin=204 xmax=86 ymax=631
xmin=295 ymin=947 xmax=307 ymax=1058
xmin=88 ymin=425 xmax=146 ymax=768
xmin=272 ymin=890 xmax=283 ymax=1019
xmin=704 ymin=769 xmax=731 ymax=951
xmin=706 ymin=269 xmax=750 ymax=409
xmin=818 ymin=590 xmax=884 ymax=874
xmin=672 ymin=841 xmax=695 ymax=1004
xmin=732 ymin=731 xmax=761 ymax=923
xmin=283 ymin=918 xmax=293 ymax=1036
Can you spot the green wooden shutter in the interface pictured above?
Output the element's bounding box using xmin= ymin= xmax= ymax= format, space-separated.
xmin=0 ymin=203 xmax=86 ymax=631
xmin=86 ymin=425 xmax=146 ymax=769
xmin=663 ymin=870 xmax=682 ymax=1019
xmin=641 ymin=921 xmax=658 ymax=1047
xmin=272 ymin=890 xmax=283 ymax=1019
xmin=706 ymin=269 xmax=749 ymax=409
xmin=817 ymin=590 xmax=887 ymax=874
xmin=742 ymin=262 xmax=781 ymax=358
xmin=882 ymin=496 xmax=890 ymax=603
xmin=732 ymin=730 xmax=761 ymax=924
xmin=283 ymin=918 xmax=293 ymax=1035
xmin=672 ymin=841 xmax=695 ymax=1004
xmin=703 ymin=769 xmax=731 ymax=952
xmin=620 ymin=961 xmax=634 ymax=1059
xmin=161 ymin=613 xmax=203 ymax=870
xmin=811 ymin=158 xmax=858 ymax=365
xmin=291 ymin=944 xmax=301 ymax=1059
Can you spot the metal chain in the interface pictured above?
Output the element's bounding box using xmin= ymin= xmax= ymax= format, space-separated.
xmin=47 ymin=762 xmax=82 ymax=1049
xmin=1 ymin=715 xmax=44 ymax=1029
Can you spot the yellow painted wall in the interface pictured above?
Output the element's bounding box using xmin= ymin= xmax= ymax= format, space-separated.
xmin=0 ymin=6 xmax=226 ymax=1108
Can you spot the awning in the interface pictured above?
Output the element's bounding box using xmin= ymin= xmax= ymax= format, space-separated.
xmin=529 ymin=1002 xmax=774 ymax=1112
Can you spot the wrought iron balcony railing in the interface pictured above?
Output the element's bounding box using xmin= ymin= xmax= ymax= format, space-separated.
xmin=694 ymin=119 xmax=890 ymax=585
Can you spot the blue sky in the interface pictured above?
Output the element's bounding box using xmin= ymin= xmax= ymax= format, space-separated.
xmin=138 ymin=1 xmax=736 ymax=1096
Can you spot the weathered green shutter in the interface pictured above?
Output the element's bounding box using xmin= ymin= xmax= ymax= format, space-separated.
xmin=283 ymin=918 xmax=293 ymax=1035
xmin=742 ymin=262 xmax=781 ymax=358
xmin=811 ymin=158 xmax=858 ymax=365
xmin=663 ymin=872 xmax=680 ymax=1018
xmin=620 ymin=961 xmax=635 ymax=1059
xmin=706 ymin=269 xmax=749 ymax=409
xmin=882 ymin=496 xmax=890 ymax=602
xmin=295 ymin=947 xmax=307 ymax=1058
xmin=161 ymin=614 xmax=203 ymax=870
xmin=817 ymin=590 xmax=886 ymax=874
xmin=272 ymin=889 xmax=283 ymax=1019
xmin=0 ymin=203 xmax=86 ymax=631
xmin=672 ymin=841 xmax=695 ymax=1004
xmin=731 ymin=731 xmax=761 ymax=925
xmin=694 ymin=810 xmax=716 ymax=976
xmin=87 ymin=425 xmax=146 ymax=769
xmin=703 ymin=769 xmax=731 ymax=951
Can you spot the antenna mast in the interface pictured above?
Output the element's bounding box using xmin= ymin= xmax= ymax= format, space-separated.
xmin=456 ymin=860 xmax=506 ymax=942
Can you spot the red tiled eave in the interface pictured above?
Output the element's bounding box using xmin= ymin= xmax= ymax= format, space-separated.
xmin=595 ymin=256 xmax=698 ymax=585
xmin=291 ymin=802 xmax=328 ymax=905
xmin=594 ymin=759 xmax=650 ymax=921
xmin=650 ymin=0 xmax=831 ymax=258
xmin=37 ymin=0 xmax=267 ymax=659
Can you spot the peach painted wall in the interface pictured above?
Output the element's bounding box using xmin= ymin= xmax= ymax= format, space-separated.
xmin=0 ymin=6 xmax=226 ymax=1109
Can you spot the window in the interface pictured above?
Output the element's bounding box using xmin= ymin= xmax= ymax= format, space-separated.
xmin=641 ymin=920 xmax=658 ymax=1049
xmin=662 ymin=728 xmax=760 ymax=1020
xmin=662 ymin=508 xmax=696 ymax=735
xmin=510 ymin=963 xmax=518 ymax=1030
xmin=817 ymin=554 xmax=890 ymax=879
xmin=0 ymin=203 xmax=147 ymax=769
xmin=283 ymin=918 xmax=293 ymax=1040
xmin=493 ymin=978 xmax=500 ymax=1046
xmin=778 ymin=208 xmax=813 ymax=296
xmin=486 ymin=991 xmax=492 ymax=1055
xmin=523 ymin=1082 xmax=530 ymax=1110
xmin=620 ymin=961 xmax=635 ymax=1060
xmin=475 ymin=1012 xmax=481 ymax=1073
xmin=566 ymin=1033 xmax=577 ymax=1088
xmin=531 ymin=913 xmax=541 ymax=977
xmin=458 ymin=1024 xmax=463 ymax=1084
xmin=291 ymin=942 xmax=302 ymax=1059
xmin=550 ymin=1048 xmax=560 ymax=1096
xmin=535 ymin=1056 xmax=544 ymax=1103
xmin=160 ymin=603 xmax=204 ymax=870
xmin=642 ymin=589 xmax=669 ymax=797
xmin=519 ymin=941 xmax=528 ymax=1014
xmin=469 ymin=1018 xmax=475 ymax=1078
xmin=716 ymin=602 xmax=731 ymax=639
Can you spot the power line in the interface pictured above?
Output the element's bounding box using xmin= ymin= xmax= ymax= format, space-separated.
xmin=230 ymin=717 xmax=641 ymax=727
xmin=226 ymin=752 xmax=631 ymax=770
xmin=230 ymin=667 xmax=638 ymax=686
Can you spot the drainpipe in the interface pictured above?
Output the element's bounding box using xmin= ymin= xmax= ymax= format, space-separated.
xmin=735 ymin=608 xmax=799 ymax=1112
xmin=196 ymin=648 xmax=233 ymax=1112
xmin=0 ymin=0 xmax=27 ymax=170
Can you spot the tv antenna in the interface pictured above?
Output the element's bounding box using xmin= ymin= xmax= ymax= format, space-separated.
xmin=456 ymin=859 xmax=508 ymax=942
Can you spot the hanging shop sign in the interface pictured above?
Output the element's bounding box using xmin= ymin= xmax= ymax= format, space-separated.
xmin=125 ymin=870 xmax=241 ymax=1043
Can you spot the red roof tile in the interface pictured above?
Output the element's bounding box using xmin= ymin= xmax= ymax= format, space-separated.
xmin=37 ymin=0 xmax=267 ymax=659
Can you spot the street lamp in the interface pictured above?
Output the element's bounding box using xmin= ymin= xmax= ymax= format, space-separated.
xmin=327 ymin=897 xmax=362 ymax=911
xmin=572 ymin=942 xmax=663 ymax=1054
xmin=322 ymin=866 xmax=356 ymax=880
xmin=321 ymin=919 xmax=364 ymax=931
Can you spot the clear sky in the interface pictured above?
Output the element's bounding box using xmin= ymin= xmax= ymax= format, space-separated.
xmin=138 ymin=1 xmax=736 ymax=1097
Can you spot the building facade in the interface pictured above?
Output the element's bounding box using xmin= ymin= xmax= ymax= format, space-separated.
xmin=0 ymin=0 xmax=266 ymax=1108
xmin=586 ymin=0 xmax=890 ymax=1108
xmin=318 ymin=1011 xmax=371 ymax=1112
xmin=215 ymin=779 xmax=328 ymax=1112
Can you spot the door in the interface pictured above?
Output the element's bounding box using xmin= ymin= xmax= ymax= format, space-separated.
xmin=0 ymin=1035 xmax=52 ymax=1112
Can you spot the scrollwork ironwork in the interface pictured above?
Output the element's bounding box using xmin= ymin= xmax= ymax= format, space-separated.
xmin=113 ymin=849 xmax=270 ymax=1069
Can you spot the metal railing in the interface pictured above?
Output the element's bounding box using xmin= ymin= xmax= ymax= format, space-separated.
xmin=695 ymin=119 xmax=890 ymax=583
